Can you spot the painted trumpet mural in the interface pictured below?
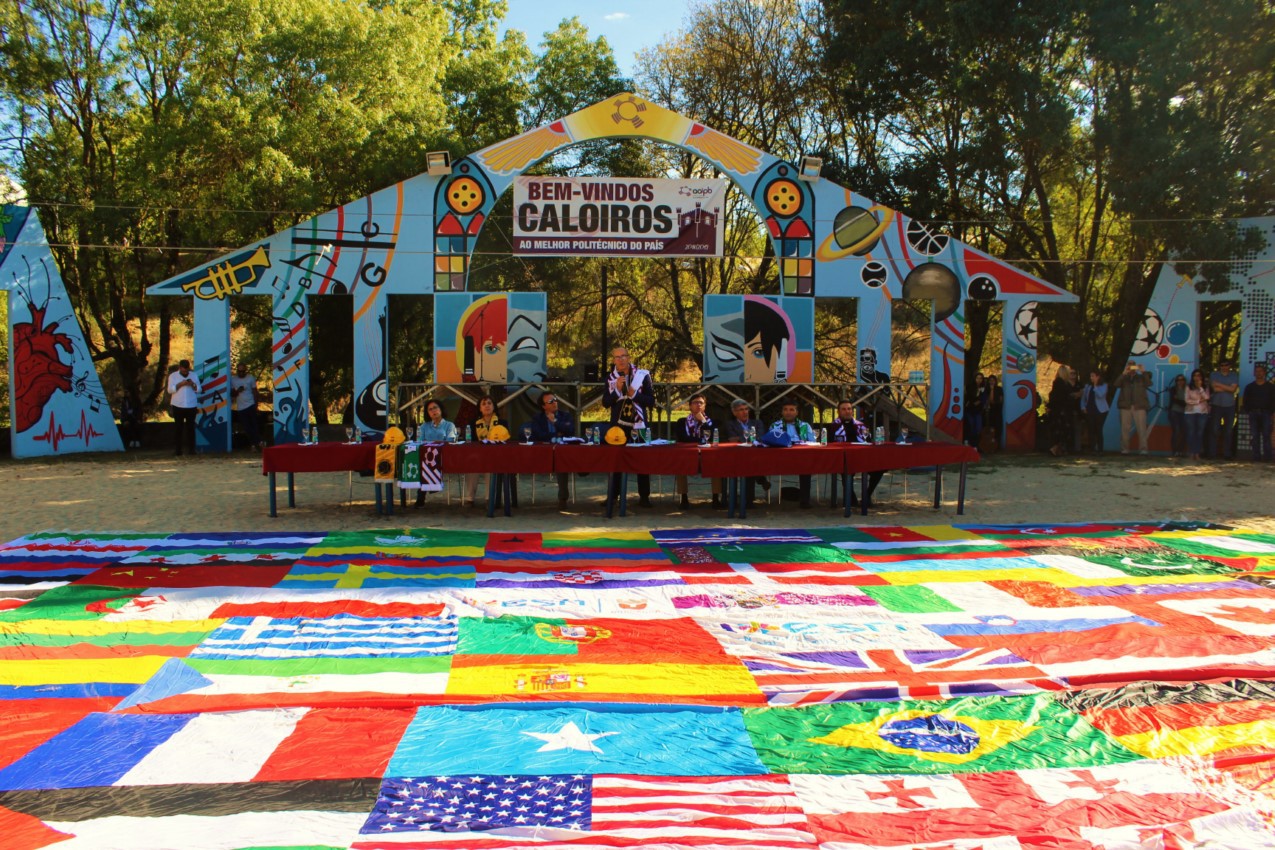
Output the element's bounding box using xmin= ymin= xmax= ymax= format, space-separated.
xmin=145 ymin=94 xmax=1079 ymax=449
xmin=0 ymin=205 xmax=122 ymax=458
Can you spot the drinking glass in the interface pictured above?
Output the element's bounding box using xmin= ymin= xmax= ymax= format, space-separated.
xmin=523 ymin=426 xmax=532 ymax=444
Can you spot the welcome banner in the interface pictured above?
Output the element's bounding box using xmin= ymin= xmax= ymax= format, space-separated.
xmin=513 ymin=176 xmax=727 ymax=257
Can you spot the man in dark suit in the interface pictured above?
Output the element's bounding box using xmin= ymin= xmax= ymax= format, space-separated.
xmin=528 ymin=391 xmax=575 ymax=509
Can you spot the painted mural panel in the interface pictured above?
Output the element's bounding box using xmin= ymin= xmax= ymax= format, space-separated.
xmin=147 ymin=175 xmax=439 ymax=442
xmin=434 ymin=293 xmax=548 ymax=385
xmin=0 ymin=205 xmax=123 ymax=457
xmin=703 ymin=295 xmax=814 ymax=383
xmin=1104 ymin=217 xmax=1275 ymax=452
xmin=146 ymin=93 xmax=1070 ymax=450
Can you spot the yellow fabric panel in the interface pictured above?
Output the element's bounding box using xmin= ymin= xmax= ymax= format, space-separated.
xmin=0 ymin=656 xmax=170 ymax=685
xmin=446 ymin=662 xmax=760 ymax=697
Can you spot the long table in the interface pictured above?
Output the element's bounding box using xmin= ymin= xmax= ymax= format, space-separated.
xmin=262 ymin=440 xmax=978 ymax=518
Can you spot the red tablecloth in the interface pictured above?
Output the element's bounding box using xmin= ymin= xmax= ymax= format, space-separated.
xmin=553 ymin=444 xmax=701 ymax=475
xmin=441 ymin=443 xmax=556 ymax=474
xmin=844 ymin=442 xmax=979 ymax=473
xmin=698 ymin=444 xmax=848 ymax=477
xmin=262 ymin=442 xmax=375 ymax=474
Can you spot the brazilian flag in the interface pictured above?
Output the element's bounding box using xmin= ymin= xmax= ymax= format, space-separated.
xmin=742 ymin=693 xmax=1140 ymax=775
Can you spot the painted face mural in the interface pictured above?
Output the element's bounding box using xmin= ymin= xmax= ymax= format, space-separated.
xmin=435 ymin=293 xmax=547 ymax=385
xmin=703 ymin=295 xmax=811 ymax=383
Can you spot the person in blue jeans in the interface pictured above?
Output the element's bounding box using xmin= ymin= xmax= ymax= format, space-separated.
xmin=1080 ymin=371 xmax=1109 ymax=452
xmin=1208 ymin=360 xmax=1239 ymax=459
xmin=1184 ymin=370 xmax=1211 ymax=461
xmin=1242 ymin=364 xmax=1274 ymax=462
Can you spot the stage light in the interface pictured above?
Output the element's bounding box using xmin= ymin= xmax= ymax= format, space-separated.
xmin=798 ymin=156 xmax=823 ymax=182
xmin=426 ymin=151 xmax=452 ymax=176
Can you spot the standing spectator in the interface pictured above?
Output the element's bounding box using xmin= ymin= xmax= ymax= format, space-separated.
xmin=229 ymin=363 xmax=263 ymax=450
xmin=965 ymin=373 xmax=987 ymax=447
xmin=1047 ymin=366 xmax=1078 ymax=456
xmin=1080 ymin=371 xmax=1109 ymax=453
xmin=604 ymin=346 xmax=655 ymax=508
xmin=1113 ymin=360 xmax=1152 ymax=454
xmin=119 ymin=393 xmax=143 ymax=449
xmin=528 ymin=391 xmax=575 ymax=509
xmin=1208 ymin=360 xmax=1239 ymax=460
xmin=1242 ymin=364 xmax=1274 ymax=462
xmin=985 ymin=375 xmax=1004 ymax=451
xmin=1167 ymin=374 xmax=1188 ymax=457
xmin=166 ymin=360 xmax=201 ymax=456
xmin=1184 ymin=369 xmax=1211 ymax=461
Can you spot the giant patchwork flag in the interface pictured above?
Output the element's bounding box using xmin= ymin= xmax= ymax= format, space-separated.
xmin=0 ymin=521 xmax=1272 ymax=848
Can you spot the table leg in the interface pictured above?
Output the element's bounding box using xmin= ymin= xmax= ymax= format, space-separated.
xmin=860 ymin=471 xmax=869 ymax=516
xmin=385 ymin=483 xmax=394 ymax=515
xmin=619 ymin=473 xmax=628 ymax=517
xmin=502 ymin=474 xmax=512 ymax=517
xmin=268 ymin=472 xmax=278 ymax=517
xmin=933 ymin=465 xmax=944 ymax=509
xmin=843 ymin=474 xmax=852 ymax=518
xmin=957 ymin=462 xmax=968 ymax=515
xmin=605 ymin=474 xmax=617 ymax=519
xmin=287 ymin=473 xmax=296 ymax=508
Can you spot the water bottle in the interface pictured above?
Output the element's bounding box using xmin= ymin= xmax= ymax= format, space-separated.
xmin=711 ymin=427 xmax=719 ymax=447
xmin=873 ymin=425 xmax=885 ymax=445
xmin=465 ymin=424 xmax=473 ymax=442
xmin=819 ymin=427 xmax=827 ymax=445
xmin=354 ymin=426 xmax=361 ymax=444
xmin=309 ymin=425 xmax=318 ymax=444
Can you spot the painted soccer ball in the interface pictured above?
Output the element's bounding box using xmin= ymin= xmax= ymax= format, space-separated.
xmin=1130 ymin=308 xmax=1165 ymax=356
xmin=1013 ymin=301 xmax=1038 ymax=349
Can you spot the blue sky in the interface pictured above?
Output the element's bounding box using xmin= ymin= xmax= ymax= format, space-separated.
xmin=501 ymin=0 xmax=692 ymax=78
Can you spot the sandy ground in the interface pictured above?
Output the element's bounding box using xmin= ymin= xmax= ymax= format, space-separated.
xmin=4 ymin=447 xmax=1272 ymax=541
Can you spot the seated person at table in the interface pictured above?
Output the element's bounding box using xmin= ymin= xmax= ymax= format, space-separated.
xmin=830 ymin=400 xmax=883 ymax=509
xmin=769 ymin=401 xmax=815 ymax=508
xmin=465 ymin=395 xmax=508 ymax=508
xmin=418 ymin=399 xmax=457 ymax=443
xmin=528 ymin=391 xmax=574 ymax=509
xmin=720 ymin=397 xmax=767 ymax=508
xmin=415 ymin=399 xmax=457 ymax=507
xmin=673 ymin=394 xmax=713 ymax=509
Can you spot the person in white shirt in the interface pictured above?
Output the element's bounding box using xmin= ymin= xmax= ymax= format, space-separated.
xmin=229 ymin=363 xmax=263 ymax=449
xmin=166 ymin=359 xmax=201 ymax=455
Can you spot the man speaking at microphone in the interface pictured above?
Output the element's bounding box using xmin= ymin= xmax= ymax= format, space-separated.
xmin=604 ymin=346 xmax=655 ymax=508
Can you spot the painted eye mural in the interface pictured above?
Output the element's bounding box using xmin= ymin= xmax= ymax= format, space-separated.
xmin=434 ymin=293 xmax=547 ymax=385
xmin=703 ymin=295 xmax=813 ymax=384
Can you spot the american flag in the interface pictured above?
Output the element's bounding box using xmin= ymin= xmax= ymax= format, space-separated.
xmin=356 ymin=774 xmax=817 ymax=847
